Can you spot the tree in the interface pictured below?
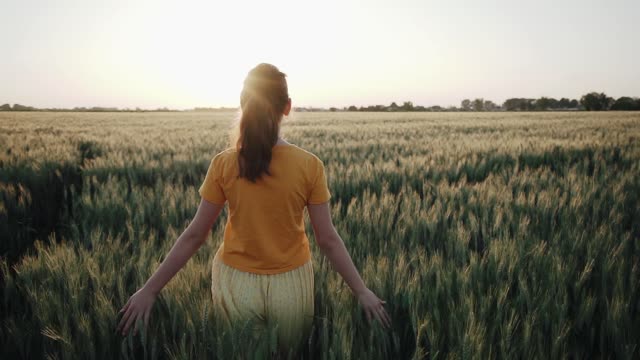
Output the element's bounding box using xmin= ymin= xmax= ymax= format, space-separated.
xmin=402 ymin=101 xmax=414 ymax=111
xmin=503 ymin=98 xmax=534 ymax=111
xmin=473 ymin=98 xmax=484 ymax=111
xmin=347 ymin=105 xmax=358 ymax=111
xmin=580 ymin=92 xmax=613 ymax=111
xmin=483 ymin=100 xmax=497 ymax=111
xmin=569 ymin=99 xmax=579 ymax=108
xmin=0 ymin=103 xmax=11 ymax=111
xmin=389 ymin=102 xmax=399 ymax=111
xmin=12 ymin=103 xmax=35 ymax=111
xmin=534 ymin=97 xmax=557 ymax=111
xmin=558 ymin=98 xmax=571 ymax=109
xmin=461 ymin=99 xmax=471 ymax=111
xmin=610 ymin=97 xmax=640 ymax=111
xmin=503 ymin=98 xmax=521 ymax=111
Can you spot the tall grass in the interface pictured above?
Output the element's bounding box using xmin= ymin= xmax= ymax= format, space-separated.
xmin=1 ymin=111 xmax=639 ymax=359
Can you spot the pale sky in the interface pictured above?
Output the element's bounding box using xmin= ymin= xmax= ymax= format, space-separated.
xmin=1 ymin=0 xmax=638 ymax=109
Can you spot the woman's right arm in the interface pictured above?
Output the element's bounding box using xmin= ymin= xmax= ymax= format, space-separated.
xmin=307 ymin=202 xmax=391 ymax=329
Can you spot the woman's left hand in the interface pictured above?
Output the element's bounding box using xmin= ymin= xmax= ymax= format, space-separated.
xmin=116 ymin=287 xmax=157 ymax=336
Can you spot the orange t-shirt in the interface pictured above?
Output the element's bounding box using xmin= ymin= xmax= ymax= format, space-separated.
xmin=198 ymin=144 xmax=332 ymax=274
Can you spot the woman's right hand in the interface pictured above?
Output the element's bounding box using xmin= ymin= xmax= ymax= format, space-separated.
xmin=116 ymin=287 xmax=157 ymax=336
xmin=356 ymin=288 xmax=391 ymax=329
xmin=306 ymin=203 xmax=392 ymax=329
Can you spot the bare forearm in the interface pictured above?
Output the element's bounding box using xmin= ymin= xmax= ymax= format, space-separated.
xmin=318 ymin=234 xmax=367 ymax=297
xmin=142 ymin=231 xmax=205 ymax=295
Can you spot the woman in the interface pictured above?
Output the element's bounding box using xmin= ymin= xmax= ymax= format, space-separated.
xmin=116 ymin=63 xmax=391 ymax=357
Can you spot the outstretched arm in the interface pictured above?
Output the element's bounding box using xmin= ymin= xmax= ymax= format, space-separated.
xmin=141 ymin=198 xmax=224 ymax=295
xmin=307 ymin=201 xmax=391 ymax=329
xmin=116 ymin=198 xmax=225 ymax=336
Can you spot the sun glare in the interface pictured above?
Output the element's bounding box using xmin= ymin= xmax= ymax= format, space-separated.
xmin=96 ymin=0 xmax=309 ymax=108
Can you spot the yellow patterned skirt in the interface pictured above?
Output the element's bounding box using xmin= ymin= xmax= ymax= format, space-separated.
xmin=211 ymin=245 xmax=314 ymax=358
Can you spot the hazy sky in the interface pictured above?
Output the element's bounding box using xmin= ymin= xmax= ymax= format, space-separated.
xmin=1 ymin=0 xmax=638 ymax=109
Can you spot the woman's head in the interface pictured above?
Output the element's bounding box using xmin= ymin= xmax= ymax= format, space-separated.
xmin=234 ymin=63 xmax=291 ymax=183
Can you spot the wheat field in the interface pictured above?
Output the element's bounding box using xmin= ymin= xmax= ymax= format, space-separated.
xmin=1 ymin=111 xmax=639 ymax=359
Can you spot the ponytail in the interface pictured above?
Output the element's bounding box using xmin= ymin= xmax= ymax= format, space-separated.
xmin=236 ymin=63 xmax=289 ymax=183
xmin=237 ymin=96 xmax=279 ymax=182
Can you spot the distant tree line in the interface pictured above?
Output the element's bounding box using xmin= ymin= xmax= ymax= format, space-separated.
xmin=0 ymin=104 xmax=180 ymax=112
xmin=192 ymin=107 xmax=238 ymax=112
xmin=340 ymin=101 xmax=452 ymax=112
xmin=340 ymin=92 xmax=640 ymax=112
xmin=2 ymin=92 xmax=639 ymax=113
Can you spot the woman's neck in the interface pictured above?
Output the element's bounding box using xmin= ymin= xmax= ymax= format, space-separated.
xmin=274 ymin=137 xmax=290 ymax=146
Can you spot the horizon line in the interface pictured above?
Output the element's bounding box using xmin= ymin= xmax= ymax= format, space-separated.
xmin=4 ymin=92 xmax=639 ymax=112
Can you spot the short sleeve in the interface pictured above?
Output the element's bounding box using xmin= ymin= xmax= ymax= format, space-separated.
xmin=199 ymin=153 xmax=227 ymax=205
xmin=307 ymin=158 xmax=331 ymax=204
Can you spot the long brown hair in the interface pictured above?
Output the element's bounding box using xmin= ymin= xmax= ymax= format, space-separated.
xmin=235 ymin=63 xmax=289 ymax=183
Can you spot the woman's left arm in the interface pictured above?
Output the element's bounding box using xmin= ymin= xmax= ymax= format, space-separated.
xmin=116 ymin=198 xmax=225 ymax=336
